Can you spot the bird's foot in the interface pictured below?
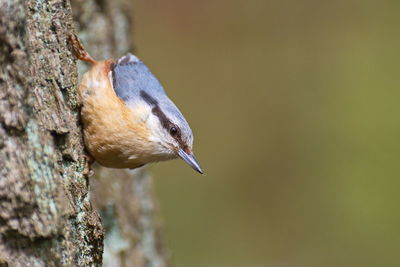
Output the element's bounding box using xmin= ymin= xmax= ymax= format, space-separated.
xmin=83 ymin=153 xmax=95 ymax=177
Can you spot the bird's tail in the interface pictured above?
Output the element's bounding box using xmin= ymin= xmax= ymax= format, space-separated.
xmin=68 ymin=33 xmax=97 ymax=65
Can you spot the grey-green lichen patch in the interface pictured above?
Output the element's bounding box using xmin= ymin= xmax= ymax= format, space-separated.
xmin=1 ymin=0 xmax=104 ymax=265
xmin=60 ymin=157 xmax=103 ymax=266
xmin=26 ymin=119 xmax=61 ymax=235
xmin=2 ymin=0 xmax=168 ymax=265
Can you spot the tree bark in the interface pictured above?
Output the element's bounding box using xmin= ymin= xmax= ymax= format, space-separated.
xmin=0 ymin=0 xmax=167 ymax=266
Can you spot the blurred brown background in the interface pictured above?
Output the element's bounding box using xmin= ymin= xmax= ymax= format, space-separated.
xmin=132 ymin=0 xmax=400 ymax=266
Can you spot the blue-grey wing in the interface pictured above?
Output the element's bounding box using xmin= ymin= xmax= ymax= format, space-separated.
xmin=111 ymin=54 xmax=167 ymax=105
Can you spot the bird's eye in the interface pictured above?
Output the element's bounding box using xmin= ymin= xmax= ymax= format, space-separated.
xmin=170 ymin=126 xmax=178 ymax=136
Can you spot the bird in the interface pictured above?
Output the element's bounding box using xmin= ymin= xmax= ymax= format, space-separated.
xmin=69 ymin=34 xmax=203 ymax=174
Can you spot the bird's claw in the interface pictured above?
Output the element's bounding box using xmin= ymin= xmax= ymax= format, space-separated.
xmin=83 ymin=153 xmax=95 ymax=177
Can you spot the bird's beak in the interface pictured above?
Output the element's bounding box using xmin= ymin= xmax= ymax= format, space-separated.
xmin=178 ymin=149 xmax=204 ymax=174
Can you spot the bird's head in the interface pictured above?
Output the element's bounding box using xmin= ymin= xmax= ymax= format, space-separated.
xmin=140 ymin=90 xmax=203 ymax=174
xmin=111 ymin=53 xmax=203 ymax=174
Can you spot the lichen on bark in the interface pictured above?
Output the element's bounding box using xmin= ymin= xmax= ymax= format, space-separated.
xmin=0 ymin=0 xmax=102 ymax=265
xmin=0 ymin=0 xmax=167 ymax=266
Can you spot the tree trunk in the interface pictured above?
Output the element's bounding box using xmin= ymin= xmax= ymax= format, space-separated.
xmin=0 ymin=0 xmax=167 ymax=266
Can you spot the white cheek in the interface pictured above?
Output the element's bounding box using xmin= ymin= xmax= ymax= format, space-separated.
xmin=147 ymin=115 xmax=163 ymax=143
xmin=146 ymin=115 xmax=175 ymax=154
xmin=133 ymin=102 xmax=152 ymax=123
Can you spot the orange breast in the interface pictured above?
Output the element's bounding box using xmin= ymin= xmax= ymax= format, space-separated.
xmin=79 ymin=60 xmax=154 ymax=168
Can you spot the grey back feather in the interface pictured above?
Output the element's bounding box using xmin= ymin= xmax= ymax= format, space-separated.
xmin=112 ymin=54 xmax=165 ymax=102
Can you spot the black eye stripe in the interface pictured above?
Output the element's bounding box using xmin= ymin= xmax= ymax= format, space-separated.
xmin=140 ymin=91 xmax=186 ymax=148
xmin=140 ymin=90 xmax=174 ymax=131
xmin=151 ymin=106 xmax=172 ymax=131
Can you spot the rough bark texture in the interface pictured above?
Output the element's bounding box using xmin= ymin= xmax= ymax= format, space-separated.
xmin=0 ymin=0 xmax=167 ymax=266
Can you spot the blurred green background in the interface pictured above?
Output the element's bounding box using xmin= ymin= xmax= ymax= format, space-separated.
xmin=132 ymin=0 xmax=400 ymax=266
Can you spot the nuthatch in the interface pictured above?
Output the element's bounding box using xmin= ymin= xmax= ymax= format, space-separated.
xmin=69 ymin=35 xmax=203 ymax=174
